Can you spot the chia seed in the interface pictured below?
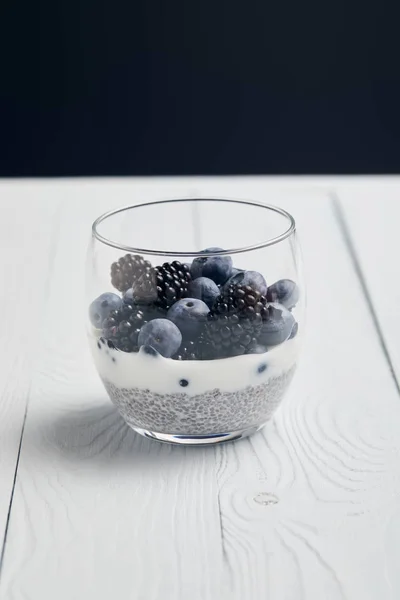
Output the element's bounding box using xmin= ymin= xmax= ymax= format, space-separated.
xmin=102 ymin=365 xmax=296 ymax=435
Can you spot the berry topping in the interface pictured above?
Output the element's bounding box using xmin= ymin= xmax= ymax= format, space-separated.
xmin=167 ymin=298 xmax=209 ymax=337
xmin=190 ymin=247 xmax=233 ymax=285
xmin=213 ymin=284 xmax=269 ymax=321
xmin=202 ymin=283 xmax=269 ymax=358
xmin=91 ymin=250 xmax=300 ymax=360
xmin=101 ymin=304 xmax=152 ymax=352
xmin=267 ymin=279 xmax=299 ymax=310
xmin=173 ymin=340 xmax=198 ymax=361
xmin=138 ymin=319 xmax=182 ymax=358
xmin=89 ymin=293 xmax=122 ymax=328
xmin=140 ymin=345 xmax=160 ymax=357
xmin=258 ymin=303 xmax=295 ymax=347
xmin=187 ymin=277 xmax=220 ymax=308
xmin=111 ymin=254 xmax=153 ymax=293
xmin=153 ymin=261 xmax=191 ymax=310
xmin=289 ymin=321 xmax=298 ymax=339
xmin=224 ymin=270 xmax=267 ymax=297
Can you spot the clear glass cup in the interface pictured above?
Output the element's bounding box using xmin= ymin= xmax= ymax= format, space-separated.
xmin=86 ymin=198 xmax=304 ymax=445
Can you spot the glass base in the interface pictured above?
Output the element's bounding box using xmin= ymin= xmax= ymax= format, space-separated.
xmin=132 ymin=424 xmax=265 ymax=446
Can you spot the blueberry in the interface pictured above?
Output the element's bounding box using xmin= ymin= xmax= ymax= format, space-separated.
xmin=187 ymin=277 xmax=219 ymax=309
xmin=138 ymin=319 xmax=182 ymax=358
xmin=167 ymin=298 xmax=209 ymax=337
xmin=257 ymin=363 xmax=267 ymax=373
xmin=190 ymin=247 xmax=233 ymax=285
xmin=258 ymin=303 xmax=295 ymax=347
xmin=89 ymin=293 xmax=122 ymax=328
xmin=224 ymin=270 xmax=267 ymax=296
xmin=289 ymin=321 xmax=298 ymax=339
xmin=140 ymin=344 xmax=160 ymax=357
xmin=267 ymin=279 xmax=299 ymax=310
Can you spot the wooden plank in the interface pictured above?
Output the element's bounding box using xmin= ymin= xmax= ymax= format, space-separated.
xmin=0 ymin=183 xmax=60 ymax=563
xmin=336 ymin=181 xmax=400 ymax=387
xmin=0 ymin=189 xmax=223 ymax=600
xmin=213 ymin=189 xmax=400 ymax=600
xmin=335 ymin=183 xmax=400 ymax=598
xmin=1 ymin=178 xmax=400 ymax=599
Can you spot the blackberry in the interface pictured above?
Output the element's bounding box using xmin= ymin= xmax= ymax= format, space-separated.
xmin=154 ymin=261 xmax=191 ymax=310
xmin=117 ymin=259 xmax=191 ymax=310
xmin=173 ymin=340 xmax=197 ymax=361
xmin=204 ymin=313 xmax=261 ymax=358
xmin=101 ymin=304 xmax=150 ymax=352
xmin=212 ymin=284 xmax=269 ymax=321
xmin=196 ymin=332 xmax=215 ymax=360
xmin=111 ymin=254 xmax=153 ymax=293
xmin=172 ymin=333 xmax=214 ymax=361
xmin=129 ymin=268 xmax=159 ymax=304
xmin=204 ymin=284 xmax=268 ymax=358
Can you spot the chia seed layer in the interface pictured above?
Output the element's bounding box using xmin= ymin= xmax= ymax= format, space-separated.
xmin=102 ymin=365 xmax=296 ymax=435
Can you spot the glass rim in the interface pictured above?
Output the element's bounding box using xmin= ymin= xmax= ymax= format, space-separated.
xmin=92 ymin=197 xmax=296 ymax=257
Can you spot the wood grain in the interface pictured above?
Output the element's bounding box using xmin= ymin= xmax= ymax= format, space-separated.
xmin=0 ymin=183 xmax=61 ymax=565
xmin=0 ymin=190 xmax=223 ymax=600
xmin=213 ymin=190 xmax=400 ymax=600
xmin=336 ymin=182 xmax=400 ymax=386
xmin=335 ymin=186 xmax=400 ymax=600
xmin=0 ymin=178 xmax=400 ymax=599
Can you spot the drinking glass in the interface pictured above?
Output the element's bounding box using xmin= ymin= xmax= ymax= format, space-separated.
xmin=86 ymin=198 xmax=304 ymax=445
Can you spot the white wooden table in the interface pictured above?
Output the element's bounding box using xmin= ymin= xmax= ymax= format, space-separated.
xmin=0 ymin=176 xmax=399 ymax=600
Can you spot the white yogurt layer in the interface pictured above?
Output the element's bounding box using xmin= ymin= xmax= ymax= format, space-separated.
xmin=89 ymin=334 xmax=301 ymax=396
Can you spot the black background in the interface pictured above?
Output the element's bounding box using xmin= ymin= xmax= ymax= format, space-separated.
xmin=1 ymin=1 xmax=399 ymax=176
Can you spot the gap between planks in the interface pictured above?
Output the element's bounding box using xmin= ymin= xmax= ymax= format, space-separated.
xmin=331 ymin=193 xmax=400 ymax=397
xmin=0 ymin=203 xmax=63 ymax=576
